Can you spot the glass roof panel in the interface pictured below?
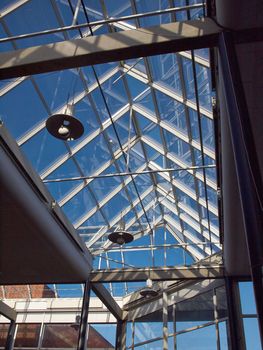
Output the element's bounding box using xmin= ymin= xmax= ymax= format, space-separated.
xmin=148 ymin=54 xmax=182 ymax=94
xmin=0 ymin=0 xmax=221 ymax=296
xmin=45 ymin=158 xmax=83 ymax=201
xmin=21 ymin=128 xmax=68 ymax=173
xmin=4 ymin=0 xmax=64 ymax=47
xmin=1 ymin=79 xmax=48 ymax=139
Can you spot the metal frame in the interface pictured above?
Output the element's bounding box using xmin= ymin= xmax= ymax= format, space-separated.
xmin=218 ymin=31 xmax=263 ymax=347
xmin=90 ymin=265 xmax=224 ymax=283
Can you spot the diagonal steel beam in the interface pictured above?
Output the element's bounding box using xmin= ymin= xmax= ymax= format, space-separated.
xmin=91 ymin=283 xmax=123 ymax=320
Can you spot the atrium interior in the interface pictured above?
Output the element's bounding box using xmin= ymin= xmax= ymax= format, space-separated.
xmin=0 ymin=0 xmax=262 ymax=349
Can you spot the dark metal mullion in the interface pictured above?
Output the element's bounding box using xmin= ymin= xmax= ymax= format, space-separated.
xmin=98 ymin=0 xmax=148 ymax=239
xmin=130 ymin=0 xmax=187 ymax=252
xmin=122 ymin=71 xmax=164 ymax=265
xmin=185 ymin=0 xmax=213 ymax=255
xmin=127 ymin=1 xmax=169 ymax=266
xmin=190 ymin=51 xmax=213 ymax=255
xmin=105 ymin=251 xmax=113 ymax=295
xmin=77 ymin=281 xmax=91 ymax=350
xmin=143 ymin=59 xmax=188 ymax=247
xmin=176 ymin=55 xmax=206 ymax=242
xmin=64 ymin=143 xmax=110 ymax=227
xmin=68 ymin=0 xmax=147 ymax=240
xmin=78 ymin=2 xmax=154 ymax=238
xmin=129 ymin=0 xmax=165 ymax=220
xmin=5 ymin=321 xmax=16 ymax=350
xmin=169 ymin=0 xmax=206 ymax=250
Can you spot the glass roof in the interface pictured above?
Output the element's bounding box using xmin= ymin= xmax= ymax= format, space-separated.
xmin=0 ymin=0 xmax=220 ymax=296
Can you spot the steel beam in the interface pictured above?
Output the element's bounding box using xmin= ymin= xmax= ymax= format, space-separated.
xmin=90 ymin=265 xmax=224 ymax=283
xmin=5 ymin=320 xmax=16 ymax=350
xmin=219 ymin=31 xmax=263 ymax=346
xmin=0 ymin=301 xmax=16 ymax=321
xmin=0 ymin=18 xmax=221 ymax=80
xmin=77 ymin=281 xmax=90 ymax=350
xmin=91 ymin=283 xmax=122 ymax=320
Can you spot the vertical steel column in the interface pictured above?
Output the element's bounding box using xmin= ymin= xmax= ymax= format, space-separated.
xmin=173 ymin=304 xmax=177 ymax=350
xmin=163 ymin=283 xmax=168 ymax=350
xmin=218 ymin=32 xmax=263 ymax=347
xmin=225 ymin=278 xmax=245 ymax=350
xmin=77 ymin=281 xmax=91 ymax=350
xmin=5 ymin=321 xmax=16 ymax=350
xmin=115 ymin=320 xmax=126 ymax=350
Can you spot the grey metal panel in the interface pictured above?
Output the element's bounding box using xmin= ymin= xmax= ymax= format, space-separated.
xmin=0 ymin=126 xmax=93 ymax=284
xmin=0 ymin=124 xmax=87 ymax=253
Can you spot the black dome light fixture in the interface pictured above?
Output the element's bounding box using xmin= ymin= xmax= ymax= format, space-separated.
xmin=46 ymin=104 xmax=84 ymax=141
xmin=108 ymin=218 xmax=134 ymax=245
xmin=140 ymin=278 xmax=159 ymax=298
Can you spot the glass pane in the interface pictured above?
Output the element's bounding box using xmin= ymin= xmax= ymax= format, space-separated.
xmin=175 ymin=291 xmax=214 ymax=332
xmin=135 ymin=339 xmax=163 ymax=349
xmin=176 ymin=324 xmax=217 ymax=350
xmin=216 ymin=286 xmax=228 ymax=319
xmin=88 ymin=324 xmax=116 ymax=349
xmin=239 ymin=281 xmax=257 ymax=315
xmin=134 ymin=310 xmax=163 ymax=345
xmin=243 ymin=318 xmax=261 ymax=350
xmin=0 ymin=324 xmax=9 ymax=347
xmin=126 ymin=322 xmax=133 ymax=348
xmin=14 ymin=324 xmax=41 ymax=348
xmin=218 ymin=321 xmax=228 ymax=350
xmin=41 ymin=324 xmax=79 ymax=348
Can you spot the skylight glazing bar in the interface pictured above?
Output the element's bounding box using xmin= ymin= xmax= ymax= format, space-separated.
xmin=73 ymin=163 xmax=147 ymax=229
xmin=0 ymin=0 xmax=30 ymax=18
xmin=64 ymin=142 xmax=110 ymax=228
xmin=148 ymin=160 xmax=218 ymax=216
xmin=101 ymin=199 xmax=163 ymax=251
xmin=133 ymin=105 xmax=215 ymax=159
xmin=100 ymin=115 xmax=146 ymax=239
xmin=91 ymin=241 xmax=220 ymax=255
xmin=138 ymin=48 xmax=187 ymax=246
xmin=165 ymin=222 xmax=204 ymax=260
xmin=156 ymin=184 xmax=219 ymax=236
xmin=16 ymin=66 xmax=120 ymax=146
xmin=120 ymin=54 xmax=165 ymax=235
xmin=124 ymin=65 xmax=213 ymax=119
xmin=58 ymin=137 xmax=139 ymax=207
xmin=170 ymin=0 xmax=207 ymax=246
xmin=0 ymin=3 xmax=204 ymax=42
xmin=165 ymin=214 xmax=211 ymax=256
xmin=168 ymin=0 xmax=206 ymax=249
xmin=40 ymin=104 xmax=131 ymax=180
xmin=86 ymin=185 xmax=154 ymax=248
xmin=142 ymin=136 xmax=216 ymax=190
xmin=73 ymin=7 xmax=155 ymax=240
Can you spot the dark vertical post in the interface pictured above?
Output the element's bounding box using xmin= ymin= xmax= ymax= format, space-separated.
xmin=5 ymin=321 xmax=16 ymax=350
xmin=163 ymin=284 xmax=168 ymax=350
xmin=218 ymin=31 xmax=263 ymax=347
xmin=115 ymin=320 xmax=126 ymax=350
xmin=77 ymin=281 xmax=91 ymax=350
xmin=225 ymin=278 xmax=245 ymax=350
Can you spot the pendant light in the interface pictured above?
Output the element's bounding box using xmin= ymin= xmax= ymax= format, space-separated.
xmin=46 ymin=104 xmax=84 ymax=141
xmin=140 ymin=278 xmax=159 ymax=298
xmin=108 ymin=218 xmax=134 ymax=245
